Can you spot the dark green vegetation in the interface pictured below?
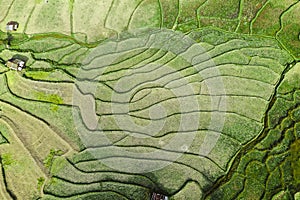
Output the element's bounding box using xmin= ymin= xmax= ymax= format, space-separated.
xmin=0 ymin=0 xmax=299 ymax=199
xmin=205 ymin=63 xmax=300 ymax=199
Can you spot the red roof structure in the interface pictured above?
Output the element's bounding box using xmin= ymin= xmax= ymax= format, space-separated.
xmin=151 ymin=192 xmax=168 ymax=200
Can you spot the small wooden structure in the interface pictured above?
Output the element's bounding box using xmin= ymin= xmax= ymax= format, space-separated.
xmin=6 ymin=21 xmax=19 ymax=31
xmin=6 ymin=58 xmax=26 ymax=71
xmin=151 ymin=192 xmax=168 ymax=200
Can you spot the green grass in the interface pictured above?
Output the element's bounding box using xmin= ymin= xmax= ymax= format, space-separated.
xmin=34 ymin=27 xmax=294 ymax=199
xmin=33 ymin=44 xmax=82 ymax=63
xmin=43 ymin=149 xmax=63 ymax=169
xmin=37 ymin=177 xmax=45 ymax=190
xmin=35 ymin=92 xmax=64 ymax=105
xmin=1 ymin=153 xmax=15 ymax=167
xmin=18 ymin=37 xmax=73 ymax=52
xmin=44 ymin=177 xmax=149 ymax=199
xmin=169 ymin=181 xmax=202 ymax=199
xmin=24 ymin=70 xmax=74 ymax=82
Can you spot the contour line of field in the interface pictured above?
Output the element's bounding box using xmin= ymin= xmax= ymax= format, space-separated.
xmin=275 ymin=1 xmax=300 ymax=61
xmin=234 ymin=0 xmax=244 ymax=32
xmin=65 ymin=157 xmax=158 ymax=185
xmin=83 ymin=41 xmax=286 ymax=79
xmin=0 ymin=0 xmax=16 ymax=23
xmin=249 ymin=0 xmax=271 ymax=34
xmin=44 ymin=184 xmax=131 ymax=200
xmin=43 ymin=191 xmax=130 ymax=200
xmin=0 ymin=154 xmax=15 ymax=200
xmin=126 ymin=0 xmax=147 ymax=30
xmin=71 ymin=154 xmax=214 ymax=183
xmin=23 ymin=3 xmax=37 ymax=34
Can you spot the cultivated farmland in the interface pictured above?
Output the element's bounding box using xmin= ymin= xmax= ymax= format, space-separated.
xmin=0 ymin=0 xmax=299 ymax=199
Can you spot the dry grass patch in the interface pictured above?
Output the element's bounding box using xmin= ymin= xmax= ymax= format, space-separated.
xmin=25 ymin=0 xmax=71 ymax=35
xmin=0 ymin=120 xmax=45 ymax=199
xmin=72 ymin=0 xmax=115 ymax=42
xmin=0 ymin=0 xmax=35 ymax=33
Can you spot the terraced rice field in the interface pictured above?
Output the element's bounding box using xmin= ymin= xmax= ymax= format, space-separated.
xmin=0 ymin=0 xmax=299 ymax=199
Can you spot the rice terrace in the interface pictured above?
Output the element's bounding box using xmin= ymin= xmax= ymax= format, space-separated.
xmin=0 ymin=0 xmax=299 ymax=199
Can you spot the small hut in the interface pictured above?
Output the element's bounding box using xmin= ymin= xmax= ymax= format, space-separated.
xmin=6 ymin=21 xmax=19 ymax=31
xmin=6 ymin=58 xmax=26 ymax=71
